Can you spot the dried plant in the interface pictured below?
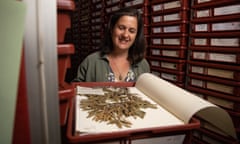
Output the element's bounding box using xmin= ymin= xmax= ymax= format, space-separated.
xmin=79 ymin=87 xmax=157 ymax=128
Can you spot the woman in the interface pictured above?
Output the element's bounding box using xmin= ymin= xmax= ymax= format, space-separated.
xmin=73 ymin=8 xmax=150 ymax=82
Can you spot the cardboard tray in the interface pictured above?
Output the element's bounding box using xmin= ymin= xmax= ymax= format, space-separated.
xmin=57 ymin=0 xmax=75 ymax=43
xmin=150 ymin=0 xmax=189 ymax=14
xmin=187 ymin=60 xmax=240 ymax=81
xmin=187 ymin=73 xmax=240 ymax=97
xmin=149 ymin=46 xmax=187 ymax=59
xmin=66 ymin=82 xmax=200 ymax=143
xmin=57 ymin=44 xmax=75 ymax=87
xmin=150 ymin=67 xmax=186 ymax=83
xmin=148 ymin=56 xmax=186 ymax=71
xmin=189 ymin=49 xmax=240 ymax=64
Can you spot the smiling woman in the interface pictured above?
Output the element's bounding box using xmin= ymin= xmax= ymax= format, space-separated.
xmin=73 ymin=7 xmax=150 ymax=82
xmin=111 ymin=15 xmax=137 ymax=51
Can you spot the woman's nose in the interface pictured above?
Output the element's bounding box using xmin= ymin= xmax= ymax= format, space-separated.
xmin=122 ymin=30 xmax=129 ymax=38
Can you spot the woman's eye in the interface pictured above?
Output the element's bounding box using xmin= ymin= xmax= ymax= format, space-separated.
xmin=129 ymin=29 xmax=136 ymax=33
xmin=118 ymin=25 xmax=125 ymax=30
xmin=118 ymin=25 xmax=136 ymax=34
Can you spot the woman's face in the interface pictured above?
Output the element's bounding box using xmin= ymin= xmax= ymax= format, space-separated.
xmin=111 ymin=15 xmax=138 ymax=52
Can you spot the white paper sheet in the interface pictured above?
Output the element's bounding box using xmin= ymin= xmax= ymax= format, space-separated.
xmin=76 ymin=87 xmax=184 ymax=133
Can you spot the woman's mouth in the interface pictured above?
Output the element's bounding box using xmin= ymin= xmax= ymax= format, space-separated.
xmin=119 ymin=37 xmax=130 ymax=44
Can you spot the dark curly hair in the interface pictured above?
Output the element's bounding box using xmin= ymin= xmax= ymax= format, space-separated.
xmin=100 ymin=7 xmax=147 ymax=64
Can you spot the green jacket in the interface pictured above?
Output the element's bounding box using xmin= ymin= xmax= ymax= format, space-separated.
xmin=73 ymin=51 xmax=150 ymax=82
